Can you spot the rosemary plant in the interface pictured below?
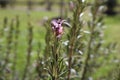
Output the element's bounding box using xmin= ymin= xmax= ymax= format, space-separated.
xmin=3 ymin=19 xmax=14 ymax=69
xmin=12 ymin=15 xmax=20 ymax=80
xmin=2 ymin=18 xmax=14 ymax=80
xmin=66 ymin=0 xmax=86 ymax=80
xmin=46 ymin=18 xmax=68 ymax=80
xmin=22 ymin=21 xmax=33 ymax=80
xmin=1 ymin=17 xmax=8 ymax=36
xmin=81 ymin=0 xmax=107 ymax=80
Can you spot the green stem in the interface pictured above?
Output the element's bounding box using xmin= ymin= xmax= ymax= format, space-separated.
xmin=22 ymin=22 xmax=33 ymax=80
xmin=12 ymin=15 xmax=19 ymax=80
xmin=81 ymin=31 xmax=93 ymax=80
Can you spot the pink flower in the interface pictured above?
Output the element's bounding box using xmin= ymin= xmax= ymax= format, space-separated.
xmin=56 ymin=26 xmax=63 ymax=38
xmin=51 ymin=18 xmax=64 ymax=38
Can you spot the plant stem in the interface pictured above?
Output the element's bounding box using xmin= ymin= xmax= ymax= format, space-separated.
xmin=12 ymin=15 xmax=19 ymax=80
xmin=52 ymin=38 xmax=59 ymax=80
xmin=81 ymin=31 xmax=93 ymax=80
xmin=1 ymin=17 xmax=8 ymax=36
xmin=67 ymin=1 xmax=81 ymax=79
xmin=22 ymin=22 xmax=33 ymax=80
xmin=2 ymin=19 xmax=14 ymax=70
xmin=68 ymin=41 xmax=74 ymax=80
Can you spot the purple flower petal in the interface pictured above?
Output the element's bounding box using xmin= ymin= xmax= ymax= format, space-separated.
xmin=51 ymin=18 xmax=65 ymax=38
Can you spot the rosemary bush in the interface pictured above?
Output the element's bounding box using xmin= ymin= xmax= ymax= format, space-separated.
xmin=0 ymin=0 xmax=119 ymax=80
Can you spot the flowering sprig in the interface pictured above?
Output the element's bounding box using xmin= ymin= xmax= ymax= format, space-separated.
xmin=41 ymin=18 xmax=70 ymax=80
